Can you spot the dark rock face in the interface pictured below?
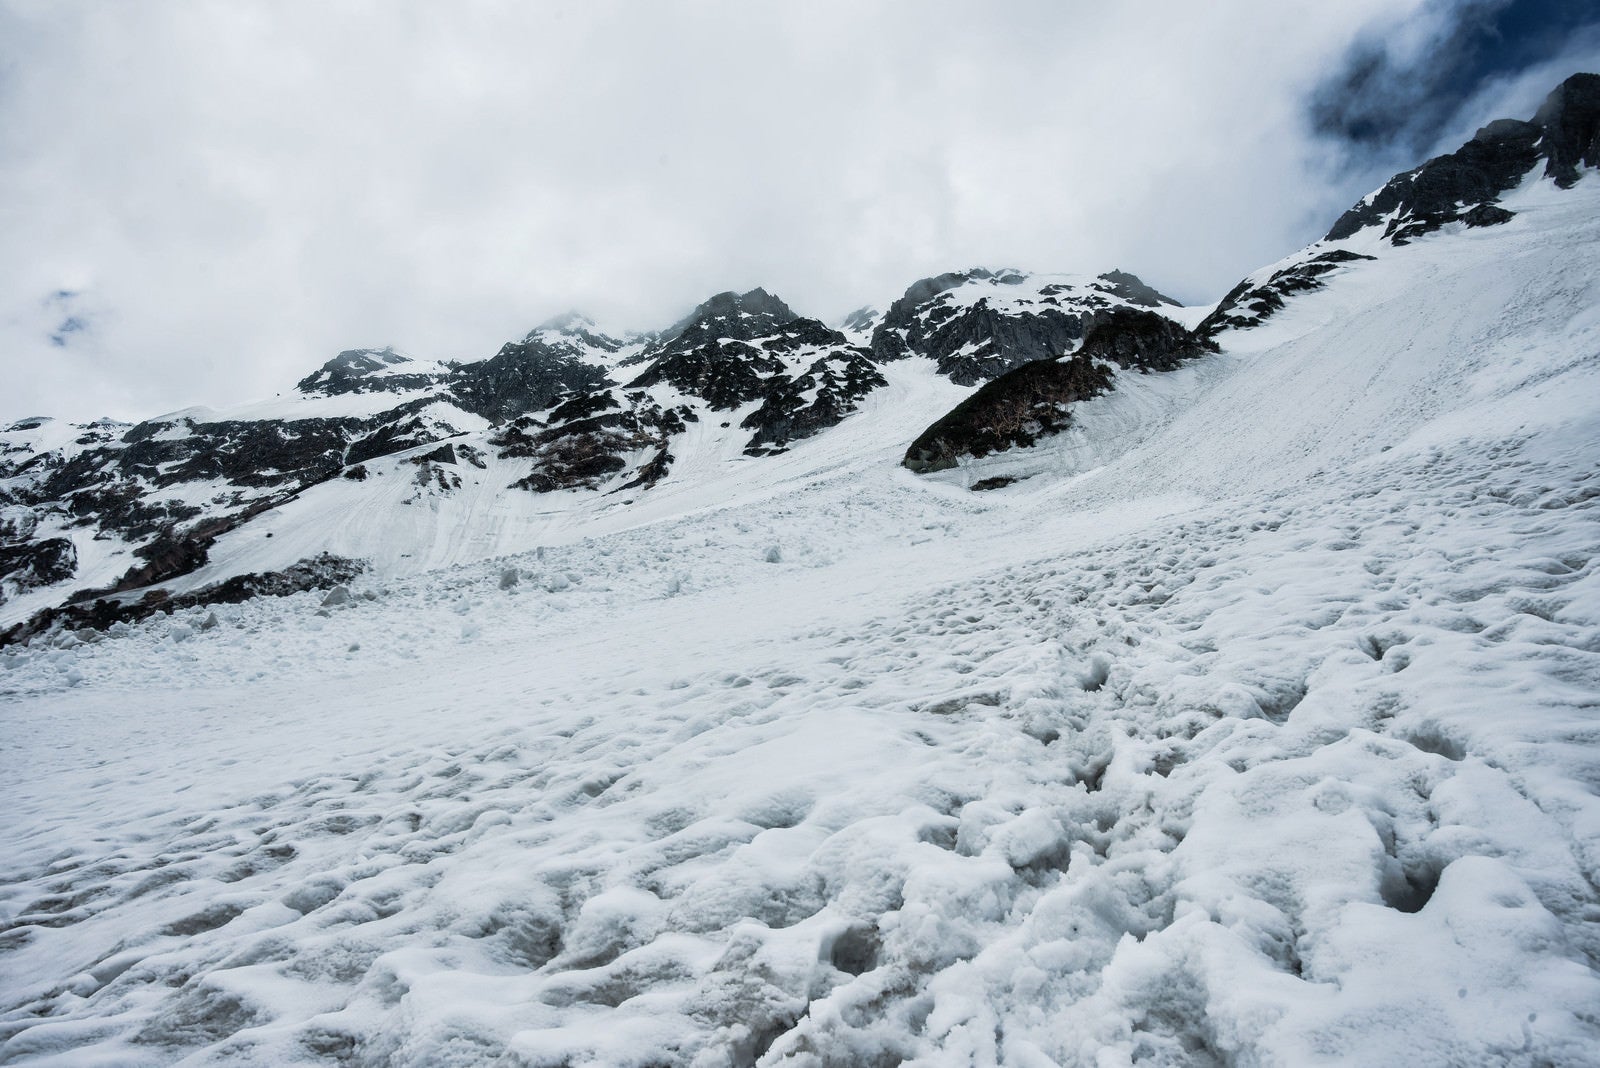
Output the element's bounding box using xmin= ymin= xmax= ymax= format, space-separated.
xmin=1534 ymin=73 xmax=1600 ymax=187
xmin=152 ymin=419 xmax=355 ymax=489
xmin=1325 ymin=72 xmax=1600 ymax=245
xmin=622 ymin=293 xmax=888 ymax=453
xmin=1080 ymin=308 xmax=1216 ymax=372
xmin=548 ymin=391 xmax=622 ymax=424
xmin=0 ymin=537 xmax=77 ymax=604
xmin=2 ymin=553 xmax=365 ymax=647
xmin=646 ymin=288 xmax=800 ymax=353
xmin=1324 ymin=120 xmax=1541 ymax=244
xmin=344 ymin=402 xmax=454 ymax=467
xmin=0 ymin=400 xmax=460 ymax=614
xmin=630 ymin=316 xmax=858 ymax=410
xmin=870 ymin=268 xmax=1180 ymax=385
xmin=839 ymin=306 xmax=880 ymax=334
xmin=295 ymin=348 xmax=445 ymax=396
xmin=1095 ymin=269 xmax=1181 ymax=308
xmin=1196 ymin=251 xmax=1376 ymax=341
xmin=407 ymin=443 xmax=465 ymax=496
xmin=904 ymin=356 xmax=1115 ymax=473
xmin=872 ymin=268 xmax=1021 ymax=371
xmin=904 ymin=309 xmax=1213 ymax=474
xmin=9 ymin=414 xmax=363 ymax=552
xmin=491 ymin=391 xmax=696 ymax=494
xmin=742 ymin=349 xmax=887 ymax=455
xmin=629 ymin=340 xmax=786 ymax=410
xmin=294 ymin=322 xmax=632 ymax=427
xmin=411 ymin=457 xmax=462 ymax=497
xmin=624 ymin=289 xmax=818 ymax=409
xmin=496 ymin=294 xmax=887 ymax=484
xmin=59 ymin=480 xmax=203 ymax=544
xmin=117 ymin=532 xmax=214 ymax=592
xmin=617 ymin=445 xmax=674 ymax=491
xmin=413 ymin=443 xmax=458 ymax=466
xmin=452 ymin=340 xmax=612 ymax=423
xmin=889 ymin=298 xmax=1088 ymax=386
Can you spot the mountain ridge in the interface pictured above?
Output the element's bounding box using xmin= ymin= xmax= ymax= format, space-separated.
xmin=2 ymin=73 xmax=1597 ymax=643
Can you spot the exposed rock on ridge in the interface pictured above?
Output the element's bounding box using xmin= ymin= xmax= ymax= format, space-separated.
xmin=870 ymin=268 xmax=1181 ymax=385
xmin=1326 ymin=72 xmax=1600 ymax=245
xmin=1196 ymin=250 xmax=1376 ymax=341
xmin=904 ymin=309 xmax=1214 ymax=473
xmin=1198 ymin=72 xmax=1600 ymax=346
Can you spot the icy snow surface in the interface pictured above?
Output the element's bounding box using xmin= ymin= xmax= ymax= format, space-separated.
xmin=3 ymin=177 xmax=1600 ymax=1066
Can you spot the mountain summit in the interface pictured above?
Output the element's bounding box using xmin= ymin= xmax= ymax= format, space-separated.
xmin=1326 ymin=71 xmax=1600 ymax=244
xmin=2 ymin=73 xmax=1598 ymax=643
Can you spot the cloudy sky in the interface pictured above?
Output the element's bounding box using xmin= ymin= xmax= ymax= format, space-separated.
xmin=3 ymin=0 xmax=1598 ymax=422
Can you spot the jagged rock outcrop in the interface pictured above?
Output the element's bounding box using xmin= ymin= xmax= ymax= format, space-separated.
xmin=903 ymin=309 xmax=1212 ymax=473
xmin=870 ymin=268 xmax=1181 ymax=385
xmin=452 ymin=339 xmax=612 ymax=422
xmin=1326 ymin=73 xmax=1600 ymax=245
xmin=491 ymin=391 xmax=696 ymax=494
xmin=742 ymin=349 xmax=887 ymax=455
xmin=1095 ymin=270 xmax=1182 ymax=309
xmin=297 ymin=325 xmax=629 ymax=421
xmin=625 ymin=290 xmax=887 ymax=454
xmin=343 ymin=399 xmax=462 ymax=466
xmin=0 ymin=537 xmax=77 ymax=605
xmin=839 ymin=306 xmax=880 ymax=336
xmin=1201 ymin=74 xmax=1600 ymax=346
xmin=1196 ymin=250 xmax=1376 ymax=340
xmin=904 ymin=356 xmax=1114 ymax=473
xmin=1536 ymin=73 xmax=1600 ymax=187
xmin=1 ymin=553 xmax=366 ymax=646
xmin=1080 ymin=308 xmax=1216 ymax=372
xmin=629 ymin=339 xmax=787 ymax=410
xmin=635 ymin=288 xmax=799 ymax=360
xmin=295 ymin=348 xmax=447 ymax=396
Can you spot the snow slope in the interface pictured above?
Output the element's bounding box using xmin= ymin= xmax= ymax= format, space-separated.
xmin=3 ymin=181 xmax=1600 ymax=1065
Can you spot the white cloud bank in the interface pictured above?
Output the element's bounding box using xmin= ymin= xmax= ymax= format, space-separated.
xmin=0 ymin=0 xmax=1539 ymax=420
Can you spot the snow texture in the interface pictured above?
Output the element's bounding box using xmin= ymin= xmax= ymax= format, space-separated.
xmin=3 ymin=175 xmax=1600 ymax=1066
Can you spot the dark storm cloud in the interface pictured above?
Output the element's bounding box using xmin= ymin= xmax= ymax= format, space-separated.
xmin=1310 ymin=0 xmax=1600 ymax=157
xmin=1 ymin=1 xmax=1593 ymax=423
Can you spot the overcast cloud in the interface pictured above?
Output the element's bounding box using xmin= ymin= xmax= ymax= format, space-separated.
xmin=3 ymin=0 xmax=1597 ymax=421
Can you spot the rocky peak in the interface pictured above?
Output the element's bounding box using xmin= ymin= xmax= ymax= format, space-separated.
xmin=1326 ymin=70 xmax=1600 ymax=244
xmin=838 ymin=306 xmax=880 ymax=335
xmin=648 ymin=288 xmax=800 ymax=351
xmin=525 ymin=312 xmax=628 ymax=354
xmin=451 ymin=338 xmax=613 ymax=423
xmin=295 ymin=347 xmax=420 ymax=395
xmin=535 ymin=311 xmax=597 ymax=333
xmin=1532 ymin=72 xmax=1600 ymax=187
xmin=1095 ymin=269 xmax=1179 ymax=308
xmin=721 ymin=287 xmax=796 ymax=322
xmin=869 ymin=267 xmax=1178 ymax=385
xmin=626 ymin=316 xmax=838 ymax=411
xmin=881 ymin=268 xmax=1024 ymax=326
xmin=622 ymin=287 xmax=808 ymax=387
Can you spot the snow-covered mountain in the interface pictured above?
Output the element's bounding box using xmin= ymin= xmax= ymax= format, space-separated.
xmin=1 ymin=72 xmax=1599 ymax=1067
xmin=0 ymin=259 xmax=1195 ymax=639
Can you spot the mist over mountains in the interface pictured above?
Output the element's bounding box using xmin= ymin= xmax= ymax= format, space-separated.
xmin=1 ymin=70 xmax=1599 ymax=1068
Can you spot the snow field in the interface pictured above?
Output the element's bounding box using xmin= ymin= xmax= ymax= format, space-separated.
xmin=4 ymin=423 xmax=1599 ymax=1065
xmin=2 ymin=175 xmax=1600 ymax=1065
